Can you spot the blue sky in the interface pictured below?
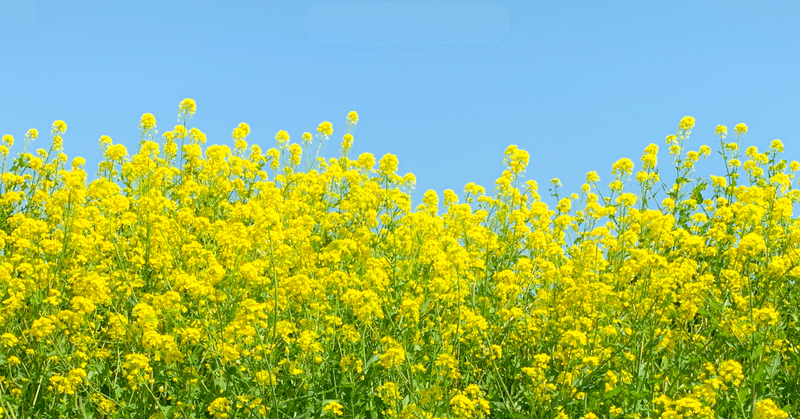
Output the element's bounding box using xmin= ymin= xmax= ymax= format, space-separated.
xmin=2 ymin=0 xmax=799 ymax=210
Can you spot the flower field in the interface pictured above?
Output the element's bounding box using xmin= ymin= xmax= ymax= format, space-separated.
xmin=0 ymin=99 xmax=798 ymax=418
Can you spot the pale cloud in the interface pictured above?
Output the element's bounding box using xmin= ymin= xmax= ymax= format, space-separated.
xmin=305 ymin=1 xmax=510 ymax=48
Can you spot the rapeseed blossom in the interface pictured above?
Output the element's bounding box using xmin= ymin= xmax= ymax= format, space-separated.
xmin=207 ymin=397 xmax=231 ymax=418
xmin=139 ymin=113 xmax=156 ymax=132
xmin=324 ymin=401 xmax=344 ymax=416
xmin=754 ymin=399 xmax=789 ymax=419
xmin=0 ymin=105 xmax=795 ymax=418
xmin=735 ymin=123 xmax=748 ymax=135
xmin=318 ymin=121 xmax=333 ymax=136
xmin=179 ymin=98 xmax=197 ymax=116
xmin=347 ymin=110 xmax=359 ymax=125
xmin=52 ymin=119 xmax=67 ymax=134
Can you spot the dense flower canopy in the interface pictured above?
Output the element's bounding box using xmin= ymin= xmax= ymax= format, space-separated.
xmin=0 ymin=101 xmax=797 ymax=419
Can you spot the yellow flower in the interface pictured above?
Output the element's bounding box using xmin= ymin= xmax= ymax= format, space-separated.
xmin=173 ymin=125 xmax=187 ymax=138
xmin=378 ymin=347 xmax=406 ymax=369
xmin=139 ymin=113 xmax=156 ymax=131
xmin=616 ymin=193 xmax=637 ymax=207
xmin=753 ymin=399 xmax=789 ymax=419
xmin=233 ymin=123 xmax=250 ymax=141
xmin=563 ymin=330 xmax=587 ymax=347
xmin=710 ymin=175 xmax=727 ymax=188
xmin=232 ymin=128 xmax=247 ymax=141
xmin=718 ymin=360 xmax=744 ymax=386
xmin=289 ymin=143 xmax=302 ymax=166
xmin=611 ymin=158 xmax=634 ymax=177
xmin=557 ymin=197 xmax=570 ymax=213
xmin=71 ymin=157 xmax=86 ymax=170
xmin=347 ymin=111 xmax=359 ymax=125
xmin=504 ymin=145 xmax=530 ymax=174
xmin=254 ymin=370 xmax=277 ymax=386
xmin=189 ymin=127 xmax=207 ymax=144
xmin=323 ymin=401 xmax=344 ymax=416
xmin=105 ymin=144 xmax=128 ymax=161
xmin=377 ymin=381 xmax=401 ymax=404
xmin=679 ymin=116 xmax=695 ymax=131
xmin=179 ymin=98 xmax=197 ymax=116
xmin=1 ymin=332 xmax=19 ymax=347
xmin=99 ymin=135 xmax=112 ymax=148
xmin=52 ymin=120 xmax=67 ymax=134
xmin=207 ymin=397 xmax=231 ymax=418
xmin=738 ymin=232 xmax=766 ymax=257
xmin=421 ymin=189 xmax=438 ymax=212
xmin=219 ymin=343 xmax=240 ymax=364
xmin=47 ymin=368 xmax=87 ymax=395
xmin=317 ymin=121 xmax=333 ymax=136
xmin=275 ymin=130 xmax=290 ymax=147
xmin=93 ymin=393 xmax=118 ymax=414
xmin=234 ymin=139 xmax=247 ymax=152
xmin=238 ymin=122 xmax=250 ymax=136
xmin=342 ymin=133 xmax=354 ymax=151
xmin=267 ymin=148 xmax=280 ymax=169
xmin=357 ymin=153 xmax=375 ymax=170
xmin=753 ymin=307 xmax=779 ymax=327
xmin=26 ymin=128 xmax=38 ymax=140
xmin=734 ymin=123 xmax=748 ymax=135
xmin=443 ymin=189 xmax=458 ymax=206
xmin=122 ymin=353 xmax=153 ymax=390
xmin=715 ymin=125 xmax=727 ymax=137
xmin=30 ymin=316 xmax=56 ymax=339
xmin=641 ymin=143 xmax=658 ymax=169
xmin=378 ymin=154 xmax=399 ymax=175
xmin=449 ymin=394 xmax=473 ymax=418
xmin=434 ymin=353 xmax=461 ymax=380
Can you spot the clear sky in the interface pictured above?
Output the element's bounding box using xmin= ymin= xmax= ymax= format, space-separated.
xmin=2 ymin=0 xmax=799 ymax=210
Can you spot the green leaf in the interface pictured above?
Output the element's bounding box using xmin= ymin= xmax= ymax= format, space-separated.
xmin=752 ymin=345 xmax=764 ymax=360
xmin=603 ymin=387 xmax=622 ymax=399
xmin=108 ymin=383 xmax=123 ymax=400
xmin=767 ymin=354 xmax=781 ymax=377
xmin=364 ymin=353 xmax=381 ymax=372
xmin=737 ymin=386 xmax=750 ymax=404
xmin=160 ymin=406 xmax=176 ymax=418
xmin=213 ymin=374 xmax=227 ymax=391
xmin=691 ymin=181 xmax=708 ymax=203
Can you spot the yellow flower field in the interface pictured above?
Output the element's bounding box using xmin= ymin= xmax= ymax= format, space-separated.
xmin=0 ymin=99 xmax=797 ymax=418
